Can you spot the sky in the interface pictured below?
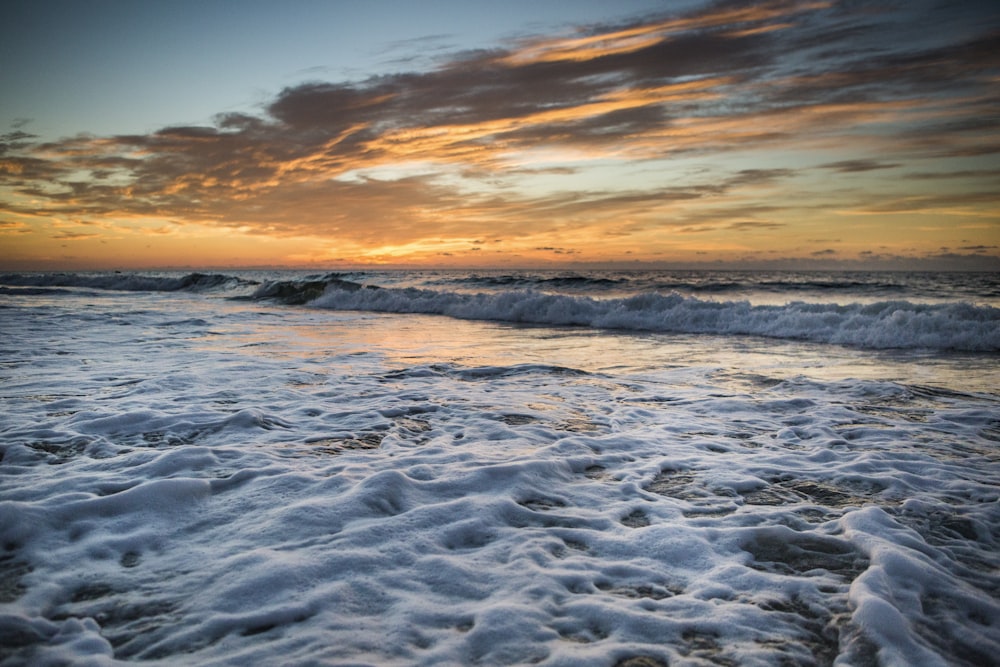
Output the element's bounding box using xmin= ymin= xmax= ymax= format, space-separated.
xmin=1 ymin=0 xmax=998 ymax=270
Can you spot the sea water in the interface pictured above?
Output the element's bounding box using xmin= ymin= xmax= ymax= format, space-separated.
xmin=1 ymin=270 xmax=998 ymax=666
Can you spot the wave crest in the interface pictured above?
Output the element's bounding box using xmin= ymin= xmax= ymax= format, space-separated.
xmin=310 ymin=286 xmax=1000 ymax=352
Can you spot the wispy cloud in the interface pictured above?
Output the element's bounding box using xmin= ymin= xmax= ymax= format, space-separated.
xmin=2 ymin=0 xmax=998 ymax=267
xmin=820 ymin=160 xmax=900 ymax=173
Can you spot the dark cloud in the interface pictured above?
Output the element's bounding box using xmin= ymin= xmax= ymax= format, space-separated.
xmin=722 ymin=169 xmax=794 ymax=187
xmin=0 ymin=154 xmax=55 ymax=178
xmin=0 ymin=131 xmax=39 ymax=156
xmin=820 ymin=160 xmax=899 ymax=173
xmin=267 ymin=82 xmax=394 ymax=131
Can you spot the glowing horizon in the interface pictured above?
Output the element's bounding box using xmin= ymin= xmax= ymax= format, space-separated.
xmin=1 ymin=0 xmax=998 ymax=271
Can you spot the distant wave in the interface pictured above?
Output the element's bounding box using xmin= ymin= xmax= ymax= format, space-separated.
xmin=437 ymin=271 xmax=997 ymax=300
xmin=5 ymin=271 xmax=998 ymax=351
xmin=439 ymin=272 xmax=912 ymax=293
xmin=444 ymin=274 xmax=627 ymax=291
xmin=304 ymin=282 xmax=1000 ymax=352
xmin=0 ymin=272 xmax=256 ymax=292
xmin=0 ymin=286 xmax=81 ymax=296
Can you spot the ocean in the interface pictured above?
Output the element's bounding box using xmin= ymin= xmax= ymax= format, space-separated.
xmin=1 ymin=269 xmax=998 ymax=666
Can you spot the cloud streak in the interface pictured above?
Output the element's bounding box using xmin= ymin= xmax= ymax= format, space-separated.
xmin=1 ymin=0 xmax=998 ymax=267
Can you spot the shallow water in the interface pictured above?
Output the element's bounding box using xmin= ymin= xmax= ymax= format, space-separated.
xmin=1 ymin=273 xmax=998 ymax=666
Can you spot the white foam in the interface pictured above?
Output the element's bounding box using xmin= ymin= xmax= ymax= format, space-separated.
xmin=1 ymin=278 xmax=997 ymax=665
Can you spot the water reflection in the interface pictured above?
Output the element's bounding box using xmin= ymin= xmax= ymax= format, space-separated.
xmin=194 ymin=296 xmax=999 ymax=395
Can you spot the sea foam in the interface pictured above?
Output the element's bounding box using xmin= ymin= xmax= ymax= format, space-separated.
xmin=304 ymin=283 xmax=1000 ymax=352
xmin=2 ymin=269 xmax=998 ymax=665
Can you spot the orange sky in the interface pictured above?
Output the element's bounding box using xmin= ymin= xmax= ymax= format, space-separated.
xmin=2 ymin=0 xmax=998 ymax=270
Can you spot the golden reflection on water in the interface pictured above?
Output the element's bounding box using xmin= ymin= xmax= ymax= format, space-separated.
xmin=192 ymin=297 xmax=997 ymax=394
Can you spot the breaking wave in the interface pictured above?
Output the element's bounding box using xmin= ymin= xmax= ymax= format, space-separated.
xmin=307 ymin=283 xmax=1000 ymax=352
xmin=247 ymin=274 xmax=370 ymax=304
xmin=4 ymin=271 xmax=997 ymax=351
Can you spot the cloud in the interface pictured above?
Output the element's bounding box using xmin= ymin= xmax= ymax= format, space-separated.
xmin=727 ymin=221 xmax=784 ymax=230
xmin=906 ymin=168 xmax=1000 ymax=181
xmin=820 ymin=160 xmax=899 ymax=173
xmin=51 ymin=231 xmax=99 ymax=240
xmin=0 ymin=131 xmax=40 ymax=157
xmin=2 ymin=0 xmax=998 ymax=264
xmin=535 ymin=246 xmax=578 ymax=254
xmin=838 ymin=190 xmax=1000 ymax=216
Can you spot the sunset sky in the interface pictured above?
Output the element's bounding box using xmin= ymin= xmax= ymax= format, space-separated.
xmin=2 ymin=0 xmax=998 ymax=270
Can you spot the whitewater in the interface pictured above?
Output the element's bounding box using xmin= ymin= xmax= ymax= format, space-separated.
xmin=1 ymin=269 xmax=998 ymax=666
